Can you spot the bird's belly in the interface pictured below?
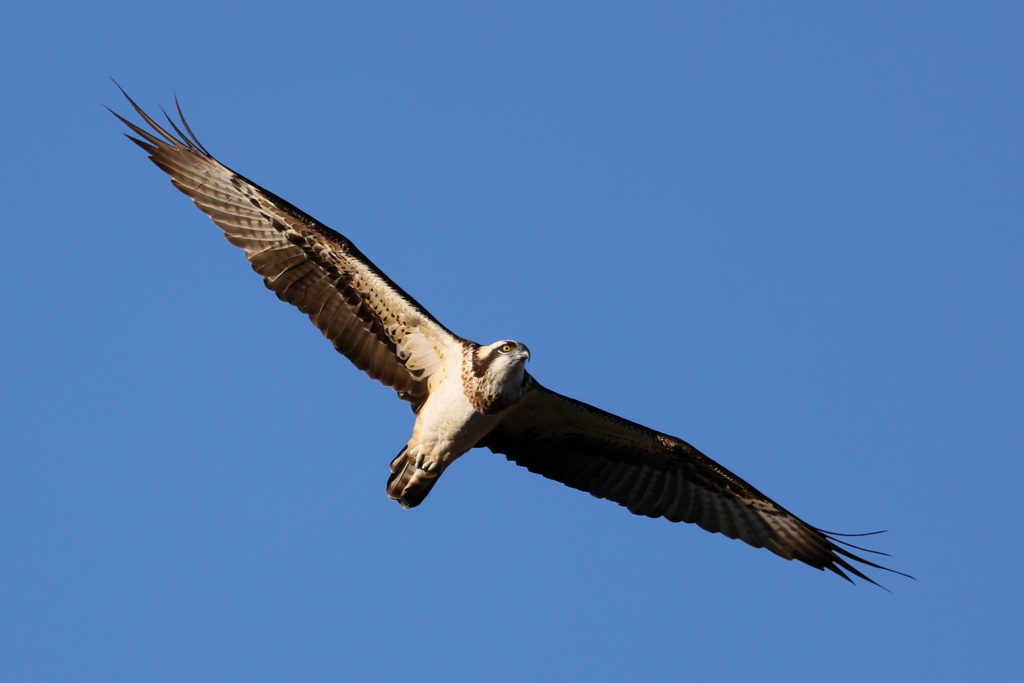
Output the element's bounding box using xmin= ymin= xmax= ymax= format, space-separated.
xmin=409 ymin=391 xmax=501 ymax=470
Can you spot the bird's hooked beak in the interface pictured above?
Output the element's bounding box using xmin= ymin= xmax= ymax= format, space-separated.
xmin=519 ymin=347 xmax=531 ymax=362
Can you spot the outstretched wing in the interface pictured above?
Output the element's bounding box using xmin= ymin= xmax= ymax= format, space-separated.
xmin=482 ymin=381 xmax=908 ymax=587
xmin=112 ymin=88 xmax=463 ymax=407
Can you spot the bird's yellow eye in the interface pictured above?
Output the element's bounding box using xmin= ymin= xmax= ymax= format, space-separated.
xmin=501 ymin=344 xmax=512 ymax=353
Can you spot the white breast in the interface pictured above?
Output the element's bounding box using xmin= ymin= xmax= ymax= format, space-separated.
xmin=406 ymin=352 xmax=504 ymax=472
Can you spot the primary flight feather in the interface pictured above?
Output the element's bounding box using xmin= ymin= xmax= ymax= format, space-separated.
xmin=111 ymin=87 xmax=908 ymax=588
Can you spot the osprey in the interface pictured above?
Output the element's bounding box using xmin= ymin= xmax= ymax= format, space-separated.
xmin=112 ymin=88 xmax=907 ymax=588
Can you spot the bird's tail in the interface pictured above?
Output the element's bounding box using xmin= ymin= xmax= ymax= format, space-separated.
xmin=386 ymin=446 xmax=440 ymax=509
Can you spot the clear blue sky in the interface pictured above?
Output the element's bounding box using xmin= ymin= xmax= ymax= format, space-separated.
xmin=1 ymin=2 xmax=1021 ymax=681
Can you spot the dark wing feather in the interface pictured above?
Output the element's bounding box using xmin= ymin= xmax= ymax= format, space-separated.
xmin=112 ymin=89 xmax=463 ymax=406
xmin=482 ymin=381 xmax=910 ymax=588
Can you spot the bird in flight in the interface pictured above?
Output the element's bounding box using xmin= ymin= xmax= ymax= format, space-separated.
xmin=111 ymin=86 xmax=908 ymax=588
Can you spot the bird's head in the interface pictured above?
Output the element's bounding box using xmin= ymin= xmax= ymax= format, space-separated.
xmin=472 ymin=339 xmax=531 ymax=384
xmin=467 ymin=340 xmax=532 ymax=413
xmin=486 ymin=339 xmax=531 ymax=366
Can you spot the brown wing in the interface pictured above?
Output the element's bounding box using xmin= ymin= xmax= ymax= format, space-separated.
xmin=111 ymin=88 xmax=463 ymax=407
xmin=482 ymin=381 xmax=908 ymax=588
